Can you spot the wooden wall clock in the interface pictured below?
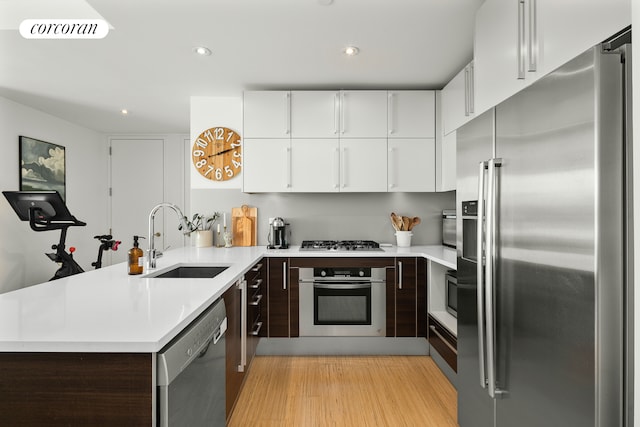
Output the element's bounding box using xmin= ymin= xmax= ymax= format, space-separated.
xmin=192 ymin=127 xmax=242 ymax=181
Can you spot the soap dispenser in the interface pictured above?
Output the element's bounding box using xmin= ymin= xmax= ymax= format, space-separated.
xmin=128 ymin=235 xmax=145 ymax=275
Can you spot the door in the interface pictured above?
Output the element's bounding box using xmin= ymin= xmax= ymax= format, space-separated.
xmin=242 ymin=138 xmax=291 ymax=192
xmin=456 ymin=110 xmax=494 ymax=427
xmin=492 ymin=47 xmax=601 ymax=427
xmin=243 ymin=91 xmax=291 ymax=138
xmin=290 ymin=91 xmax=340 ymax=138
xmin=387 ymin=91 xmax=435 ymax=138
xmin=388 ymin=138 xmax=435 ymax=192
xmin=268 ymin=258 xmax=289 ymax=337
xmin=290 ymin=139 xmax=340 ymax=192
xmin=110 ymin=139 xmax=164 ymax=265
xmin=395 ymin=257 xmax=417 ymax=337
xmin=339 ymin=139 xmax=387 ymax=192
xmin=339 ymin=91 xmax=387 ymax=137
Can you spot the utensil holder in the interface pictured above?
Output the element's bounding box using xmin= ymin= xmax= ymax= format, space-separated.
xmin=395 ymin=231 xmax=413 ymax=247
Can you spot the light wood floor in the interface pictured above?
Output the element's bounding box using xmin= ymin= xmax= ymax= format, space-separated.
xmin=228 ymin=356 xmax=458 ymax=427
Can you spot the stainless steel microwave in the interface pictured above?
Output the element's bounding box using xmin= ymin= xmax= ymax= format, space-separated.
xmin=445 ymin=271 xmax=457 ymax=318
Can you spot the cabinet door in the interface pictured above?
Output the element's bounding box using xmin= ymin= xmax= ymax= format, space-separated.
xmin=339 ymin=139 xmax=387 ymax=192
xmin=395 ymin=258 xmax=417 ymax=337
xmin=417 ymin=258 xmax=427 ymax=338
xmin=242 ymin=138 xmax=291 ymax=192
xmin=290 ymin=91 xmax=340 ymax=138
xmin=267 ymin=258 xmax=289 ymax=337
xmin=223 ymin=283 xmax=244 ymax=418
xmin=388 ymin=138 xmax=435 ymax=192
xmin=243 ymin=91 xmax=291 ymax=138
xmin=474 ymin=0 xmax=529 ymax=116
xmin=441 ymin=64 xmax=474 ymax=135
xmin=437 ymin=131 xmax=456 ymax=192
xmin=290 ymin=139 xmax=340 ymax=192
xmin=388 ymin=90 xmax=435 ymax=138
xmin=537 ymin=0 xmax=630 ymax=78
xmin=340 ymin=91 xmax=387 ymax=137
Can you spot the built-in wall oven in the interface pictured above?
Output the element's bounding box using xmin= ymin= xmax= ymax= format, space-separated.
xmin=299 ymin=267 xmax=386 ymax=337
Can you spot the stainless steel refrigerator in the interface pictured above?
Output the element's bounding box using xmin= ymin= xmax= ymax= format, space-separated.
xmin=456 ymin=29 xmax=632 ymax=427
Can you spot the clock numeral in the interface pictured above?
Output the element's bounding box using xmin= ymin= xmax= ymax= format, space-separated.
xmin=193 ymin=149 xmax=205 ymax=157
xmin=231 ymin=142 xmax=241 ymax=148
xmin=196 ymin=138 xmax=208 ymax=148
xmin=195 ymin=159 xmax=207 ymax=168
xmin=226 ymin=131 xmax=235 ymax=142
xmin=232 ymin=159 xmax=242 ymax=168
xmin=214 ymin=127 xmax=224 ymax=140
xmin=233 ymin=150 xmax=241 ymax=158
xmin=224 ymin=165 xmax=234 ymax=177
xmin=203 ymin=129 xmax=214 ymax=142
xmin=203 ymin=165 xmax=215 ymax=176
xmin=215 ymin=168 xmax=223 ymax=180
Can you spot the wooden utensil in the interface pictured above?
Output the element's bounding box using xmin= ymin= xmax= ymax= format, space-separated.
xmin=402 ymin=216 xmax=410 ymax=231
xmin=390 ymin=212 xmax=399 ymax=231
xmin=408 ymin=217 xmax=421 ymax=231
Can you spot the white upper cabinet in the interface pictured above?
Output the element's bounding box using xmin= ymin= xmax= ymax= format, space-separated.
xmin=243 ymin=91 xmax=291 ymax=138
xmin=242 ymin=138 xmax=291 ymax=192
xmin=388 ymin=138 xmax=435 ymax=192
xmin=340 ymin=91 xmax=387 ymax=138
xmin=441 ymin=62 xmax=475 ymax=136
xmin=340 ymin=139 xmax=388 ymax=192
xmin=290 ymin=139 xmax=340 ymax=192
xmin=474 ymin=0 xmax=630 ymax=116
xmin=387 ymin=91 xmax=435 ymax=138
xmin=290 ymin=91 xmax=340 ymax=138
xmin=438 ymin=131 xmax=456 ymax=193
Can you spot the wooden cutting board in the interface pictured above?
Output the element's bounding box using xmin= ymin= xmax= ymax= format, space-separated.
xmin=231 ymin=205 xmax=257 ymax=246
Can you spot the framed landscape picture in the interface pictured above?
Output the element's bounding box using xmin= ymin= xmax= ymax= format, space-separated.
xmin=19 ymin=136 xmax=66 ymax=201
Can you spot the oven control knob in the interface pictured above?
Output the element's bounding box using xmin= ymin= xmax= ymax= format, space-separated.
xmin=320 ymin=270 xmax=327 ymax=277
xmin=358 ymin=270 xmax=365 ymax=277
xmin=187 ymin=347 xmax=193 ymax=357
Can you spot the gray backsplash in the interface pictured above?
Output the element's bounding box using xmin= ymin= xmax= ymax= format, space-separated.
xmin=191 ymin=189 xmax=455 ymax=246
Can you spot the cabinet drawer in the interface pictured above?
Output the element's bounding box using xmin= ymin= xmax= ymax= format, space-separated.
xmin=428 ymin=315 xmax=457 ymax=372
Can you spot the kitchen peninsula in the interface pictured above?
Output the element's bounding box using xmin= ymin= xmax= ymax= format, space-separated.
xmin=0 ymin=244 xmax=455 ymax=425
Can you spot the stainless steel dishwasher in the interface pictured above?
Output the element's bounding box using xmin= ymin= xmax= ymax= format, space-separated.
xmin=157 ymin=298 xmax=227 ymax=427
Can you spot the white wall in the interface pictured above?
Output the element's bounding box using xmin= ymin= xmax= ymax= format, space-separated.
xmin=0 ymin=96 xmax=108 ymax=292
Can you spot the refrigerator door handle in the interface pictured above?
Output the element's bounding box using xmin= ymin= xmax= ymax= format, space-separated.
xmin=477 ymin=160 xmax=488 ymax=389
xmin=486 ymin=157 xmax=503 ymax=398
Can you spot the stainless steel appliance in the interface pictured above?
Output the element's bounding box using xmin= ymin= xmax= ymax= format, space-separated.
xmin=267 ymin=217 xmax=289 ymax=249
xmin=456 ymin=30 xmax=632 ymax=427
xmin=445 ymin=270 xmax=457 ymax=318
xmin=299 ymin=240 xmax=383 ymax=251
xmin=299 ymin=267 xmax=386 ymax=336
xmin=442 ymin=210 xmax=456 ymax=248
xmin=157 ymin=298 xmax=227 ymax=427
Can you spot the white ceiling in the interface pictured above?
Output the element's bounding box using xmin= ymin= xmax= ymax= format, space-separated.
xmin=0 ymin=0 xmax=483 ymax=134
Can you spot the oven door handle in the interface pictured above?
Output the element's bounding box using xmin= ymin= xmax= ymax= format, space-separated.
xmin=299 ymin=279 xmax=384 ymax=284
xmin=313 ymin=283 xmax=371 ymax=290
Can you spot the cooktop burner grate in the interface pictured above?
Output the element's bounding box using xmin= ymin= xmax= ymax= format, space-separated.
xmin=300 ymin=240 xmax=383 ymax=251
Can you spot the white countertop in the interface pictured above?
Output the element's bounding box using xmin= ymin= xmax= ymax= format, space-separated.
xmin=0 ymin=245 xmax=455 ymax=353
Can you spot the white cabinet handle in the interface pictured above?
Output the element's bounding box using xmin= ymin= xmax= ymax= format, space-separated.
xmin=340 ymin=92 xmax=346 ymax=135
xmin=388 ymin=146 xmax=395 ymax=189
xmin=341 ymin=147 xmax=347 ymax=188
xmin=285 ymin=147 xmax=291 ymax=188
xmin=334 ymin=92 xmax=339 ymax=135
xmin=527 ymin=0 xmax=538 ymax=72
xmin=517 ymin=0 xmax=526 ymax=79
xmin=282 ymin=261 xmax=287 ymax=290
xmin=334 ymin=147 xmax=340 ymax=189
xmin=284 ymin=92 xmax=290 ymax=135
xmin=388 ymin=92 xmax=395 ymax=135
xmin=398 ymin=261 xmax=403 ymax=289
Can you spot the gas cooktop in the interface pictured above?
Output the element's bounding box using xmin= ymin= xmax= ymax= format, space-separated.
xmin=300 ymin=240 xmax=383 ymax=252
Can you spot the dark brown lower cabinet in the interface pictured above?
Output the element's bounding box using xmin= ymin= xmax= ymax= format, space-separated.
xmin=267 ymin=258 xmax=298 ymax=337
xmin=428 ymin=314 xmax=458 ymax=372
xmin=0 ymin=352 xmax=152 ymax=426
xmin=224 ymin=281 xmax=244 ymax=419
xmin=387 ymin=257 xmax=427 ymax=337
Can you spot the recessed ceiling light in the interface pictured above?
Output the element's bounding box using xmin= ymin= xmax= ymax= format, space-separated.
xmin=120 ymin=109 xmax=128 ymax=115
xmin=194 ymin=46 xmax=212 ymax=56
xmin=344 ymin=46 xmax=359 ymax=56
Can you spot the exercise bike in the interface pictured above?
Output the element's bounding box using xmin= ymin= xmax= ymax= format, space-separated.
xmin=3 ymin=190 xmax=121 ymax=280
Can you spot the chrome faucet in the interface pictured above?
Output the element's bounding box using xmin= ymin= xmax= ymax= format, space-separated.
xmin=147 ymin=203 xmax=190 ymax=269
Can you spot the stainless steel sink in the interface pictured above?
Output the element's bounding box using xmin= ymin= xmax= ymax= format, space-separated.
xmin=147 ymin=265 xmax=228 ymax=279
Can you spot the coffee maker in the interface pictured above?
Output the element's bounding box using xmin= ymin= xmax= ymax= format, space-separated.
xmin=268 ymin=217 xmax=289 ymax=249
